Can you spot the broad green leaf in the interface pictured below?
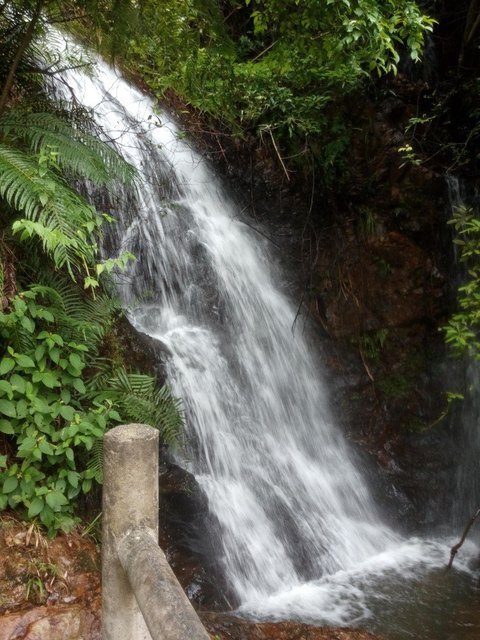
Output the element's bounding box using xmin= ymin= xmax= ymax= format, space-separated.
xmin=0 ymin=358 xmax=15 ymax=375
xmin=0 ymin=420 xmax=14 ymax=434
xmin=38 ymin=439 xmax=54 ymax=455
xmin=60 ymin=405 xmax=75 ymax=421
xmin=69 ymin=353 xmax=83 ymax=370
xmin=0 ymin=399 xmax=16 ymax=418
xmin=28 ymin=496 xmax=44 ymax=518
xmin=49 ymin=347 xmax=60 ymax=364
xmin=15 ymin=399 xmax=28 ymax=419
xmin=16 ymin=354 xmax=35 ymax=368
xmin=20 ymin=315 xmax=35 ymax=333
xmin=32 ymin=397 xmax=51 ymax=414
xmin=10 ymin=374 xmax=26 ymax=394
xmin=3 ymin=476 xmax=18 ymax=493
xmin=34 ymin=344 xmax=46 ymax=362
xmin=18 ymin=436 xmax=36 ymax=454
xmin=40 ymin=372 xmax=60 ymax=389
xmin=46 ymin=490 xmax=68 ymax=510
xmin=0 ymin=380 xmax=12 ymax=395
xmin=72 ymin=378 xmax=86 ymax=394
xmin=67 ymin=471 xmax=79 ymax=488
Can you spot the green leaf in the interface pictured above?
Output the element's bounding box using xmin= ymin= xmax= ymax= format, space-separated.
xmin=10 ymin=374 xmax=26 ymax=394
xmin=0 ymin=420 xmax=14 ymax=434
xmin=0 ymin=399 xmax=16 ymax=418
xmin=20 ymin=315 xmax=35 ymax=333
xmin=72 ymin=378 xmax=86 ymax=394
xmin=32 ymin=397 xmax=52 ymax=414
xmin=16 ymin=354 xmax=35 ymax=368
xmin=18 ymin=436 xmax=36 ymax=455
xmin=60 ymin=405 xmax=75 ymax=421
xmin=3 ymin=476 xmax=18 ymax=493
xmin=46 ymin=490 xmax=68 ymax=510
xmin=40 ymin=371 xmax=60 ymax=389
xmin=0 ymin=380 xmax=12 ymax=395
xmin=67 ymin=471 xmax=79 ymax=488
xmin=0 ymin=358 xmax=15 ymax=375
xmin=69 ymin=353 xmax=83 ymax=370
xmin=49 ymin=347 xmax=60 ymax=364
xmin=34 ymin=344 xmax=46 ymax=362
xmin=28 ymin=496 xmax=44 ymax=517
xmin=82 ymin=479 xmax=92 ymax=493
xmin=16 ymin=399 xmax=28 ymax=419
xmin=38 ymin=439 xmax=54 ymax=455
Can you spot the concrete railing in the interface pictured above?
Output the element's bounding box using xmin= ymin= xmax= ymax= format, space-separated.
xmin=102 ymin=423 xmax=210 ymax=640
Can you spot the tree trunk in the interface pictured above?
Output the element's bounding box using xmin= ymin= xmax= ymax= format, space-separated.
xmin=0 ymin=0 xmax=45 ymax=115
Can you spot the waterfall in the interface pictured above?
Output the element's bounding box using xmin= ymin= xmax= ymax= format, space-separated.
xmin=48 ymin=34 xmax=480 ymax=636
xmin=446 ymin=175 xmax=480 ymax=526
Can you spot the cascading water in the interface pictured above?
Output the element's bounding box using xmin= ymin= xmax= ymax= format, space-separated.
xmin=49 ymin=34 xmax=480 ymax=638
xmin=446 ymin=176 xmax=480 ymax=527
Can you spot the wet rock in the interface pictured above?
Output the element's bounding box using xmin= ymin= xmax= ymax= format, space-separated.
xmin=109 ymin=314 xmax=169 ymax=382
xmin=316 ymin=231 xmax=445 ymax=340
xmin=200 ymin=612 xmax=385 ymax=640
xmin=158 ymin=454 xmax=234 ymax=610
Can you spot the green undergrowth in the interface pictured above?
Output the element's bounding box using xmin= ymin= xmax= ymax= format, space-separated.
xmin=0 ymin=279 xmax=183 ymax=535
xmin=0 ymin=6 xmax=184 ymax=535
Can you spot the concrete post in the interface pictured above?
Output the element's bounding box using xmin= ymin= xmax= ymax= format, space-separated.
xmin=102 ymin=423 xmax=159 ymax=640
xmin=117 ymin=527 xmax=211 ymax=640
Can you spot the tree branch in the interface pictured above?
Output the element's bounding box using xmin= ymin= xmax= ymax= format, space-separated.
xmin=0 ymin=0 xmax=45 ymax=115
xmin=445 ymin=508 xmax=480 ymax=571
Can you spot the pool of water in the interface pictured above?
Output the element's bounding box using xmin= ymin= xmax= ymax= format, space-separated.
xmin=237 ymin=537 xmax=480 ymax=640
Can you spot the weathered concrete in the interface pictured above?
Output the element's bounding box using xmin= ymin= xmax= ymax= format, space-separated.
xmin=102 ymin=424 xmax=159 ymax=640
xmin=117 ymin=527 xmax=210 ymax=640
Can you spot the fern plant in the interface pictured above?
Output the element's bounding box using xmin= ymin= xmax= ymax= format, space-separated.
xmin=0 ymin=110 xmax=135 ymax=281
xmin=93 ymin=369 xmax=184 ymax=446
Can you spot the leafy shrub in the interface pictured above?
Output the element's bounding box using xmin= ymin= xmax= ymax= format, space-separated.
xmin=0 ymin=283 xmax=183 ymax=535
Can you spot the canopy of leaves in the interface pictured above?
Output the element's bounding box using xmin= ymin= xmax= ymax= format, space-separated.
xmin=123 ymin=0 xmax=434 ymax=150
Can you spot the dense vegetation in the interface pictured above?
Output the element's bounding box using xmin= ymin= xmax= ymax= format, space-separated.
xmin=0 ymin=0 xmax=183 ymax=534
xmin=119 ymin=0 xmax=434 ymax=180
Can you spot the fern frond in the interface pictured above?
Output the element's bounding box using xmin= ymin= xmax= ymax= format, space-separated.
xmin=86 ymin=438 xmax=103 ymax=483
xmin=0 ymin=143 xmax=45 ymax=218
xmin=0 ymin=143 xmax=103 ymax=274
xmin=90 ymin=368 xmax=184 ymax=447
xmin=0 ymin=111 xmax=135 ymax=186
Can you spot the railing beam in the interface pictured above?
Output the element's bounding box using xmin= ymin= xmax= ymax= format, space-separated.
xmin=102 ymin=423 xmax=159 ymax=640
xmin=101 ymin=423 xmax=211 ymax=640
xmin=117 ymin=527 xmax=211 ymax=640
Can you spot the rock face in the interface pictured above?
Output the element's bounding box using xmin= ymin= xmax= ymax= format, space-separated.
xmin=158 ymin=455 xmax=233 ymax=610
xmin=303 ymin=80 xmax=456 ymax=529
